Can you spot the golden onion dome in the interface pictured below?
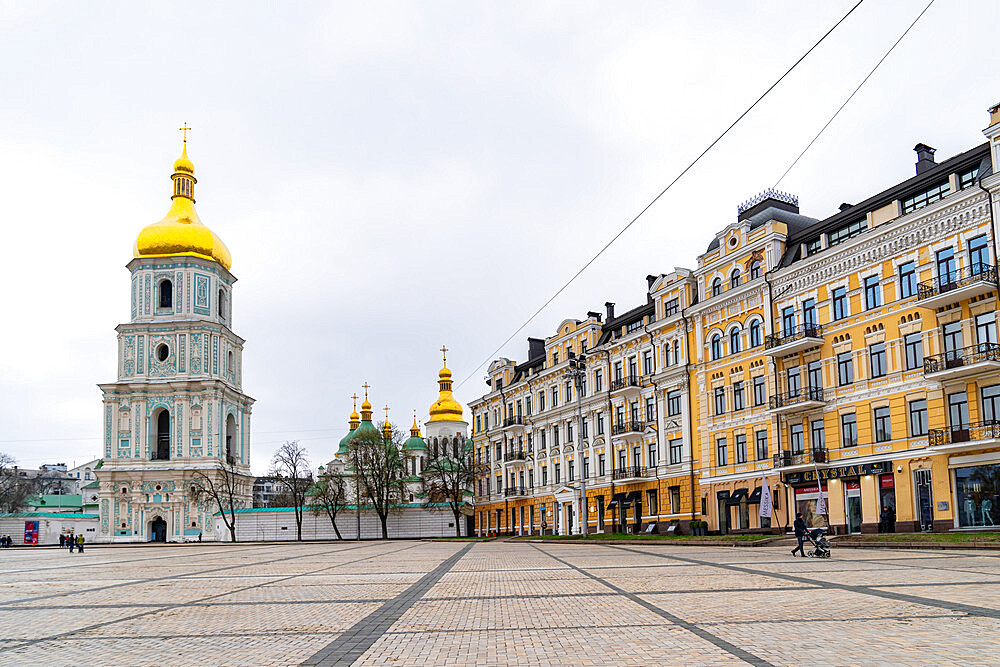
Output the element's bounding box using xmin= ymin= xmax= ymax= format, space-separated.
xmin=428 ymin=349 xmax=465 ymax=423
xmin=133 ymin=140 xmax=232 ymax=271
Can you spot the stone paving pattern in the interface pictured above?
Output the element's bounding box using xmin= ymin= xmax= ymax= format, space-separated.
xmin=1 ymin=540 xmax=1000 ymax=664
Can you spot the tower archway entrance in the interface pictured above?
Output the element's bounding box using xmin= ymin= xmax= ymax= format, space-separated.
xmin=149 ymin=516 xmax=167 ymax=542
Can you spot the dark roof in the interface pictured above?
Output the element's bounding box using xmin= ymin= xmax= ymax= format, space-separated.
xmin=512 ymin=354 xmax=545 ymax=383
xmin=597 ymin=301 xmax=654 ymax=345
xmin=779 ymin=142 xmax=990 ymax=267
xmin=706 ymin=205 xmax=818 ymax=253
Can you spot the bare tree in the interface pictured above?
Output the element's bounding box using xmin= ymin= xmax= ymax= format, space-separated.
xmin=0 ymin=454 xmax=37 ymax=514
xmin=270 ymin=441 xmax=313 ymax=541
xmin=190 ymin=460 xmax=251 ymax=542
xmin=309 ymin=470 xmax=349 ymax=540
xmin=347 ymin=425 xmax=409 ymax=539
xmin=423 ymin=437 xmax=476 ymax=537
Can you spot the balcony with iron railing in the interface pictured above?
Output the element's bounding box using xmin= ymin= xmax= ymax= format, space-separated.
xmin=612 ymin=420 xmax=646 ymax=437
xmin=611 ymin=466 xmax=647 ymax=482
xmin=929 ymin=421 xmax=1000 ymax=447
xmin=923 ymin=343 xmax=1000 ymax=380
xmin=764 ymin=324 xmax=824 ymax=356
xmin=610 ymin=374 xmax=642 ymax=394
xmin=504 ymin=486 xmax=531 ymax=498
xmin=773 ymin=448 xmax=827 ymax=469
xmin=918 ymin=264 xmax=998 ymax=309
xmin=768 ymin=386 xmax=826 ymax=415
xmin=502 ymin=416 xmax=525 ymax=430
xmin=503 ymin=450 xmax=528 ymax=466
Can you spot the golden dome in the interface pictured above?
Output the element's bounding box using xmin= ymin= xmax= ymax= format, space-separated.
xmin=133 ymin=141 xmax=232 ymax=271
xmin=428 ymin=347 xmax=465 ymax=423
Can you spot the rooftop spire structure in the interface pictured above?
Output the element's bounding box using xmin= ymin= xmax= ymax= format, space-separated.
xmin=133 ymin=124 xmax=233 ymax=270
xmin=428 ymin=345 xmax=464 ymax=423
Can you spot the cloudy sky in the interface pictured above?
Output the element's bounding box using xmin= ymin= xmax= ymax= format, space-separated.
xmin=1 ymin=1 xmax=997 ymax=474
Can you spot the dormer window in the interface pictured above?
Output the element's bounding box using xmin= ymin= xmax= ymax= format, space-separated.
xmin=159 ymin=280 xmax=172 ymax=309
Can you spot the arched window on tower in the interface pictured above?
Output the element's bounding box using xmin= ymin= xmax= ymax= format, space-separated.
xmin=159 ymin=280 xmax=172 ymax=309
xmin=218 ymin=289 xmax=225 ymax=318
xmin=153 ymin=409 xmax=170 ymax=461
xmin=225 ymin=414 xmax=236 ymax=464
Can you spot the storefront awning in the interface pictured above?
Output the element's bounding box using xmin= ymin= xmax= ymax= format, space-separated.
xmin=748 ymin=487 xmax=763 ymax=504
xmin=607 ymin=493 xmax=630 ymax=510
xmin=726 ymin=489 xmax=748 ymax=506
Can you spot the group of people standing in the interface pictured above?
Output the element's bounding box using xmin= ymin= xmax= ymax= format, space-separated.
xmin=59 ymin=533 xmax=85 ymax=553
xmin=0 ymin=535 xmax=13 ymax=548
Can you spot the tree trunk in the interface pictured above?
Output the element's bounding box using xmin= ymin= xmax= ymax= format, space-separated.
xmin=380 ymin=513 xmax=389 ymax=539
xmin=330 ymin=517 xmax=342 ymax=540
xmin=229 ymin=524 xmax=236 ymax=542
xmin=453 ymin=507 xmax=462 ymax=537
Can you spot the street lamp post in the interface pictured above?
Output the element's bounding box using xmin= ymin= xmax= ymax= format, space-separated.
xmin=565 ymin=352 xmax=588 ymax=538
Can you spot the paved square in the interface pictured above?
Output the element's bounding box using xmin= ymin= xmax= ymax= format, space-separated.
xmin=1 ymin=540 xmax=1000 ymax=665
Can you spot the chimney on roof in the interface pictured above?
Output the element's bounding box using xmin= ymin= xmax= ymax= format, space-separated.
xmin=586 ymin=310 xmax=602 ymax=322
xmin=914 ymin=143 xmax=936 ymax=175
xmin=605 ymin=302 xmax=616 ymax=321
xmin=839 ymin=203 xmax=852 ymax=212
xmin=646 ymin=274 xmax=658 ymax=289
xmin=527 ymin=337 xmax=544 ymax=360
xmin=988 ymin=102 xmax=1000 ymax=128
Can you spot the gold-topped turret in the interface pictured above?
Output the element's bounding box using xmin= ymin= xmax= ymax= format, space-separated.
xmin=349 ymin=393 xmax=360 ymax=430
xmin=428 ymin=345 xmax=465 ymax=423
xmin=133 ymin=124 xmax=233 ymax=271
xmin=360 ymin=382 xmax=373 ymax=421
xmin=410 ymin=412 xmax=422 ymax=438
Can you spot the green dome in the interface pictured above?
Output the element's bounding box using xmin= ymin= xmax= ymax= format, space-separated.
xmin=337 ymin=429 xmax=356 ymax=455
xmin=404 ymin=434 xmax=426 ymax=451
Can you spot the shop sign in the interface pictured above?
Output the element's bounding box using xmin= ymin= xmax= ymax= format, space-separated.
xmin=784 ymin=461 xmax=892 ymax=484
xmin=880 ymin=474 xmax=895 ymax=488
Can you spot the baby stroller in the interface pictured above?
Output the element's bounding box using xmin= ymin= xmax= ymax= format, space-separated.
xmin=806 ymin=528 xmax=831 ymax=558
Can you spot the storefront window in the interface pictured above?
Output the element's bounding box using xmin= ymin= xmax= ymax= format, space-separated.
xmin=794 ymin=485 xmax=829 ymax=529
xmin=955 ymin=464 xmax=1000 ymax=528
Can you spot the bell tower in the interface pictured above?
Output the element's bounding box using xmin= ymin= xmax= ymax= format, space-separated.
xmin=96 ymin=132 xmax=254 ymax=542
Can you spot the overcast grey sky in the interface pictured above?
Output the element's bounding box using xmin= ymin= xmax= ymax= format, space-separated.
xmin=1 ymin=1 xmax=997 ymax=474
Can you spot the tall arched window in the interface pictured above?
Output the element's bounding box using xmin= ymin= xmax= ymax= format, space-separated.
xmin=153 ymin=409 xmax=170 ymax=461
xmin=712 ymin=278 xmax=722 ymax=297
xmin=730 ymin=270 xmax=741 ymax=289
xmin=711 ymin=334 xmax=722 ymax=360
xmin=159 ymin=280 xmax=172 ymax=309
xmin=218 ymin=289 xmax=225 ymax=317
xmin=749 ymin=319 xmax=762 ymax=347
xmin=729 ymin=328 xmax=741 ymax=354
xmin=225 ymin=414 xmax=236 ymax=463
xmin=749 ymin=261 xmax=762 ymax=280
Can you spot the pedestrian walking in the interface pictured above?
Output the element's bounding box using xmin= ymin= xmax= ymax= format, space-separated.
xmin=198 ymin=531 xmax=202 ymax=542
xmin=76 ymin=534 xmax=85 ymax=554
xmin=791 ymin=512 xmax=808 ymax=557
xmin=68 ymin=535 xmax=75 ymax=553
xmin=59 ymin=534 xmax=65 ymax=547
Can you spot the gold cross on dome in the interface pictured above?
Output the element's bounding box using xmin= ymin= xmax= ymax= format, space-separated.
xmin=179 ymin=122 xmax=191 ymax=145
xmin=351 ymin=393 xmax=358 ymax=410
xmin=362 ymin=382 xmax=370 ymax=400
xmin=383 ymin=406 xmax=391 ymax=422
xmin=440 ymin=345 xmax=448 ymax=362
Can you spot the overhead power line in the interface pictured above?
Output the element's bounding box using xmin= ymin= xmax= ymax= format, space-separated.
xmin=454 ymin=0 xmax=865 ymax=390
xmin=774 ymin=0 xmax=937 ymax=188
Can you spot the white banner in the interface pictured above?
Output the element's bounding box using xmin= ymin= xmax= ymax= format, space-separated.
xmin=816 ymin=487 xmax=828 ymax=516
xmin=758 ymin=476 xmax=772 ymax=519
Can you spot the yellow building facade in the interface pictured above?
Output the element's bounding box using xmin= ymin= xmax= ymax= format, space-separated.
xmin=472 ymin=103 xmax=1000 ymax=536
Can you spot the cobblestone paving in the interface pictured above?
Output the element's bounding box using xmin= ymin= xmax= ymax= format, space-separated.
xmin=2 ymin=541 xmax=1000 ymax=665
